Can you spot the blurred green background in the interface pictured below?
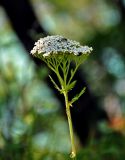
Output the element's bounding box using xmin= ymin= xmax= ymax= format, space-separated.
xmin=0 ymin=0 xmax=125 ymax=159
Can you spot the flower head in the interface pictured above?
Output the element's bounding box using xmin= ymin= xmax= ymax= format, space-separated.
xmin=31 ymin=35 xmax=93 ymax=59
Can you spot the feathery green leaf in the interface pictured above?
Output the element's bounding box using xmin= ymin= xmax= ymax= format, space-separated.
xmin=67 ymin=80 xmax=77 ymax=92
xmin=70 ymin=87 xmax=86 ymax=105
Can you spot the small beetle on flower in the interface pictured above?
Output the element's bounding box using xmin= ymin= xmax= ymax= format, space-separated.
xmin=31 ymin=35 xmax=93 ymax=159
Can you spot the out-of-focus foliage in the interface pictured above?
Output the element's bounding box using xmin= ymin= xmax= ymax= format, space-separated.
xmin=31 ymin=0 xmax=120 ymax=40
xmin=31 ymin=0 xmax=125 ymax=116
xmin=0 ymin=8 xmax=71 ymax=159
xmin=0 ymin=0 xmax=125 ymax=159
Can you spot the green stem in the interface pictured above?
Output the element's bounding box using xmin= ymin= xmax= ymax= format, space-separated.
xmin=67 ymin=63 xmax=79 ymax=86
xmin=63 ymin=90 xmax=76 ymax=159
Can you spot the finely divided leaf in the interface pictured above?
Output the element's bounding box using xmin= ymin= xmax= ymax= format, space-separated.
xmin=70 ymin=87 xmax=86 ymax=105
xmin=67 ymin=80 xmax=76 ymax=92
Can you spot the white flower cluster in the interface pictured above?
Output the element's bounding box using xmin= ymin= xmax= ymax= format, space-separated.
xmin=31 ymin=35 xmax=93 ymax=57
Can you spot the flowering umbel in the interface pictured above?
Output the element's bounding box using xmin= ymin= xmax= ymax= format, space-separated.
xmin=31 ymin=35 xmax=92 ymax=57
xmin=31 ymin=35 xmax=93 ymax=159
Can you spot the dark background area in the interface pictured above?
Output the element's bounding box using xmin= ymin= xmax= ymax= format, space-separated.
xmin=0 ymin=0 xmax=125 ymax=159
